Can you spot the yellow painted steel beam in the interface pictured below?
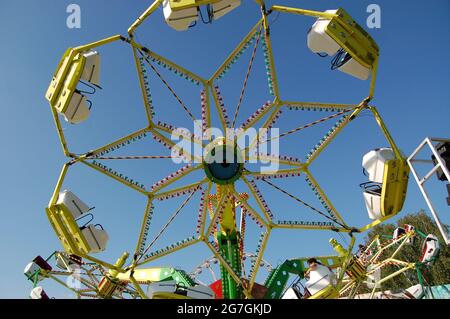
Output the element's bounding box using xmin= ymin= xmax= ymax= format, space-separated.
xmin=358 ymin=213 xmax=396 ymax=233
xmin=244 ymin=167 xmax=304 ymax=178
xmin=369 ymin=263 xmax=415 ymax=299
xmin=129 ymin=275 xmax=149 ymax=299
xmin=200 ymin=182 xmax=212 ymax=236
xmin=233 ymin=189 xmax=270 ymax=229
xmin=384 ymin=258 xmax=413 ymax=267
xmin=154 ymin=179 xmax=207 ymax=200
xmin=46 ymin=207 xmax=81 ymax=255
xmin=304 ymin=170 xmax=348 ymax=227
xmin=150 ymin=164 xmax=202 ymax=194
xmin=49 ymin=163 xmax=70 ymax=206
xmin=210 ymin=82 xmax=230 ymax=132
xmin=271 ymin=223 xmax=350 ymax=232
xmin=269 ymin=5 xmax=337 ymax=19
xmin=368 ymin=58 xmax=379 ymax=100
xmin=50 ymin=105 xmax=70 ymax=156
xmin=281 ymin=101 xmax=358 ymax=111
xmin=306 ymin=100 xmax=367 ymax=165
xmin=390 ymin=233 xmax=414 ymax=260
xmin=205 ymin=188 xmax=229 ymax=238
xmin=79 ymin=159 xmax=148 ymax=194
xmin=368 ymin=106 xmax=402 ymax=159
xmin=74 ymin=34 xmax=124 ymax=53
xmin=335 ymin=236 xmax=356 ymax=290
xmin=347 ymin=281 xmax=363 ymax=299
xmin=241 ymin=176 xmax=273 ymax=222
xmin=128 ymin=0 xmax=164 ymax=36
xmin=131 ymin=44 xmax=154 ymax=124
xmin=236 ymin=99 xmax=278 ymax=143
xmin=368 ymin=233 xmax=412 ymax=264
xmin=210 ymin=20 xmax=263 ymax=82
xmin=47 ymin=204 xmax=95 ymax=256
xmin=153 ymin=121 xmax=205 ymax=148
xmin=261 ymin=9 xmax=281 ymax=99
xmin=151 ymin=128 xmax=202 ymax=163
xmin=247 ymin=155 xmax=305 ymax=168
xmin=135 ymin=196 xmax=154 ymax=256
xmin=82 ymin=254 xmax=126 ymax=273
xmin=249 ymin=229 xmax=270 ymax=290
xmin=86 ymin=127 xmax=150 ymax=158
xmin=131 ymin=41 xmax=207 ymax=85
xmin=245 ymin=100 xmax=282 ymax=153
xmin=203 ymin=85 xmax=212 ymax=140
xmin=137 ymin=238 xmax=201 ymax=266
xmin=339 ymin=280 xmax=356 ymax=296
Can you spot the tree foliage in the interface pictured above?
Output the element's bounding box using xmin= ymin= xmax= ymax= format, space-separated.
xmin=362 ymin=210 xmax=450 ymax=292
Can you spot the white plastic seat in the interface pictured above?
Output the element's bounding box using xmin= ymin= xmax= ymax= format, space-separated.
xmin=363 ymin=190 xmax=382 ymax=220
xmin=81 ymin=224 xmax=109 ymax=253
xmin=282 ymin=287 xmax=302 ymax=299
xmin=307 ymin=10 xmax=340 ymax=56
xmin=30 ymin=287 xmax=49 ymax=299
xmin=362 ymin=148 xmax=395 ymax=220
xmin=60 ymin=50 xmax=100 ymax=124
xmin=305 ymin=264 xmax=336 ymax=296
xmin=212 ymin=0 xmax=241 ymax=20
xmin=420 ymin=235 xmax=440 ymax=264
xmin=163 ymin=0 xmax=198 ymax=31
xmin=186 ymin=285 xmax=215 ymax=299
xmin=363 ymin=148 xmax=395 ymax=183
xmin=365 ymin=265 xmax=381 ymax=289
xmin=404 ymin=284 xmax=425 ymax=299
xmin=62 ymin=92 xmax=90 ymax=124
xmin=338 ymin=57 xmax=371 ymax=80
xmin=57 ymin=190 xmax=90 ymax=219
xmin=81 ymin=51 xmax=101 ymax=86
xmin=393 ymin=226 xmax=415 ymax=244
xmin=148 ymin=280 xmax=178 ymax=299
xmin=404 ymin=224 xmax=416 ymax=244
xmin=393 ymin=227 xmax=406 ymax=240
xmin=24 ymin=262 xmax=44 ymax=282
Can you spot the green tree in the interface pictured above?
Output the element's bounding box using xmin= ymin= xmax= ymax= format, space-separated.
xmin=362 ymin=210 xmax=449 ymax=292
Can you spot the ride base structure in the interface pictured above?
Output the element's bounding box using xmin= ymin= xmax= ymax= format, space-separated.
xmin=24 ymin=0 xmax=446 ymax=299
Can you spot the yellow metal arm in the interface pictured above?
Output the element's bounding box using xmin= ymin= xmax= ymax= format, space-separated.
xmin=269 ymin=5 xmax=337 ymax=19
xmin=368 ymin=106 xmax=402 ymax=159
xmin=74 ymin=34 xmax=124 ymax=53
xmin=128 ymin=0 xmax=164 ymax=36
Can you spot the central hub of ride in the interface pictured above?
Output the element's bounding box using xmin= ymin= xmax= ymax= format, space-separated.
xmin=203 ymin=137 xmax=244 ymax=185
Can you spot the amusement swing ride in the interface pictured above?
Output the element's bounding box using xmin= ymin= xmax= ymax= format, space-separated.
xmin=24 ymin=0 xmax=444 ymax=299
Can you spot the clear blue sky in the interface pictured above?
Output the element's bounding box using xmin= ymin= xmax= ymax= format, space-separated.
xmin=0 ymin=0 xmax=449 ymax=298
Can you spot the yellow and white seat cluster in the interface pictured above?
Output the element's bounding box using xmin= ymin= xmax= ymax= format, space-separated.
xmin=163 ymin=0 xmax=241 ymax=31
xmin=45 ymin=49 xmax=101 ymax=124
xmin=361 ymin=148 xmax=409 ymax=220
xmin=307 ymin=8 xmax=379 ymax=80
xmin=46 ymin=190 xmax=109 ymax=256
